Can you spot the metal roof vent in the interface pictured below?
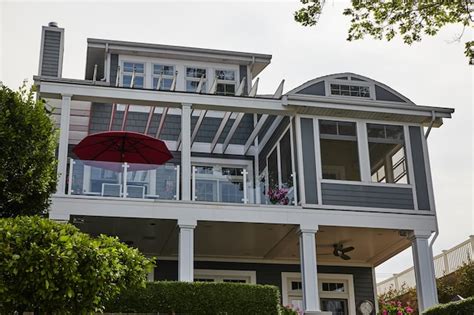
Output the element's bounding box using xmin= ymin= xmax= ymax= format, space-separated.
xmin=48 ymin=21 xmax=58 ymax=27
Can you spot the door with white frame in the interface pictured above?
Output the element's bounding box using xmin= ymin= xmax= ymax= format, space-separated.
xmin=281 ymin=272 xmax=356 ymax=315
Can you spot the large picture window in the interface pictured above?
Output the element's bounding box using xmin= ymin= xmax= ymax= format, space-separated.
xmin=367 ymin=123 xmax=408 ymax=184
xmin=319 ymin=120 xmax=360 ymax=181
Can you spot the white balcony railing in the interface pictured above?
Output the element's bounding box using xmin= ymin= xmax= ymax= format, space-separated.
xmin=377 ymin=236 xmax=474 ymax=294
xmin=67 ymin=158 xmax=180 ymax=200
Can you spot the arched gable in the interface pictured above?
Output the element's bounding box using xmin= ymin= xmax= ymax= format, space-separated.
xmin=287 ymin=72 xmax=414 ymax=104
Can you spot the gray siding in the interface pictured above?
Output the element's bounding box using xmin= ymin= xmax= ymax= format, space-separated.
xmin=154 ymin=260 xmax=375 ymax=307
xmin=109 ymin=54 xmax=119 ymax=86
xmin=258 ymin=117 xmax=290 ymax=169
xmin=89 ymin=103 xmax=112 ymax=134
xmin=40 ymin=30 xmax=62 ymax=77
xmin=409 ymin=126 xmax=431 ymax=210
xmin=301 ymin=118 xmax=318 ymax=204
xmin=321 ymin=183 xmax=414 ymax=209
xmin=375 ymin=85 xmax=405 ymax=103
xmin=296 ymin=81 xmax=326 ymax=96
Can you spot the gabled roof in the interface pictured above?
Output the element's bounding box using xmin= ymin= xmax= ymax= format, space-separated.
xmin=286 ymin=72 xmax=415 ymax=105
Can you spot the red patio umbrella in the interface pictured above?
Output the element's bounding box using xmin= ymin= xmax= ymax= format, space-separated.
xmin=73 ymin=131 xmax=173 ymax=171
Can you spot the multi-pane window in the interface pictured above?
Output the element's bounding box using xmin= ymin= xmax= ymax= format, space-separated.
xmin=367 ymin=123 xmax=408 ymax=184
xmin=186 ymin=67 xmax=207 ymax=92
xmin=152 ymin=64 xmax=175 ymax=90
xmin=322 ymin=282 xmax=345 ymax=292
xmin=215 ymin=69 xmax=236 ymax=96
xmin=319 ymin=120 xmax=361 ymax=181
xmin=122 ymin=62 xmax=144 ymax=88
xmin=330 ymin=83 xmax=370 ymax=98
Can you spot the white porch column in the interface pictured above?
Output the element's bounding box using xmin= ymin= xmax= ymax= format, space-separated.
xmin=56 ymin=94 xmax=72 ymax=194
xmin=181 ymin=103 xmax=192 ymax=200
xmin=299 ymin=225 xmax=328 ymax=315
xmin=410 ymin=230 xmax=438 ymax=312
xmin=178 ymin=219 xmax=196 ymax=282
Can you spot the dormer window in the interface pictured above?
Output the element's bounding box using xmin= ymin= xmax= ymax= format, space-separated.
xmin=330 ymin=83 xmax=370 ymax=98
xmin=153 ymin=64 xmax=175 ymax=90
xmin=186 ymin=67 xmax=207 ymax=92
xmin=122 ymin=62 xmax=144 ymax=88
xmin=215 ymin=70 xmax=236 ymax=96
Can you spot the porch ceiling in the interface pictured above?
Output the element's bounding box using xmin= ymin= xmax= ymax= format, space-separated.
xmin=71 ymin=216 xmax=410 ymax=267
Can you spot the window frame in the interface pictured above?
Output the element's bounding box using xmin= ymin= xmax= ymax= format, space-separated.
xmin=215 ymin=68 xmax=237 ymax=96
xmin=194 ymin=269 xmax=256 ymax=284
xmin=325 ymin=79 xmax=376 ymax=101
xmin=185 ymin=65 xmax=208 ymax=93
xmin=121 ymin=60 xmax=146 ymax=88
xmin=152 ymin=63 xmax=175 ymax=90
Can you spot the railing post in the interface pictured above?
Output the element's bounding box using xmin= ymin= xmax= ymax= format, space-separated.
xmin=442 ymin=250 xmax=450 ymax=274
xmin=292 ymin=172 xmax=298 ymax=206
xmin=123 ymin=162 xmax=129 ymax=198
xmin=191 ymin=166 xmax=196 ymax=201
xmin=67 ymin=158 xmax=75 ymax=195
xmin=242 ymin=169 xmax=248 ymax=204
xmin=175 ymin=165 xmax=180 ymax=200
xmin=393 ymin=274 xmax=400 ymax=291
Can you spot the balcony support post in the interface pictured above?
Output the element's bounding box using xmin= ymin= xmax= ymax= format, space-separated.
xmin=178 ymin=219 xmax=196 ymax=282
xmin=410 ymin=230 xmax=438 ymax=312
xmin=56 ymin=93 xmax=72 ymax=195
xmin=181 ymin=103 xmax=192 ymax=200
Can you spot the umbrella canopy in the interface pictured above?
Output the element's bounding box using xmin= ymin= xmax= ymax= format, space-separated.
xmin=73 ymin=131 xmax=173 ymax=171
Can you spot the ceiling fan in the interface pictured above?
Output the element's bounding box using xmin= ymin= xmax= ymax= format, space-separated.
xmin=332 ymin=243 xmax=355 ymax=260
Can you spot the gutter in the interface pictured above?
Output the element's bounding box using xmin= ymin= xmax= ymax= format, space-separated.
xmin=424 ymin=111 xmax=436 ymax=139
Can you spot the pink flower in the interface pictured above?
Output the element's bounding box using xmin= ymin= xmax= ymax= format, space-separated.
xmin=406 ymin=306 xmax=414 ymax=313
xmin=382 ymin=310 xmax=388 ymax=315
xmin=397 ymin=311 xmax=403 ymax=315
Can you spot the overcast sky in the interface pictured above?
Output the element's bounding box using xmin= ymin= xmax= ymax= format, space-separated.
xmin=1 ymin=0 xmax=473 ymax=281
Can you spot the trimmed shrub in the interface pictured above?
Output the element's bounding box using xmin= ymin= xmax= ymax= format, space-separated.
xmin=423 ymin=296 xmax=474 ymax=315
xmin=104 ymin=281 xmax=281 ymax=314
xmin=0 ymin=216 xmax=154 ymax=314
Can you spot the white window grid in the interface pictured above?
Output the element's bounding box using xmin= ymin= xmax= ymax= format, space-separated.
xmin=122 ymin=61 xmax=145 ymax=88
xmin=152 ymin=64 xmax=175 ymax=90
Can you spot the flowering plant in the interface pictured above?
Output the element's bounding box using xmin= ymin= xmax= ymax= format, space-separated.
xmin=379 ymin=300 xmax=414 ymax=315
xmin=280 ymin=304 xmax=303 ymax=315
xmin=267 ymin=187 xmax=289 ymax=205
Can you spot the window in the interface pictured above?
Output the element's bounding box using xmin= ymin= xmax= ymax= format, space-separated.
xmin=186 ymin=67 xmax=207 ymax=92
xmin=152 ymin=64 xmax=175 ymax=90
xmin=215 ymin=69 xmax=236 ymax=96
xmin=322 ymin=282 xmax=346 ymax=292
xmin=330 ymin=84 xmax=370 ymax=98
xmin=367 ymin=123 xmax=408 ymax=184
xmin=193 ymin=164 xmax=245 ymax=203
xmin=122 ymin=62 xmax=144 ymax=88
xmin=194 ymin=270 xmax=256 ymax=284
xmin=319 ymin=120 xmax=361 ymax=181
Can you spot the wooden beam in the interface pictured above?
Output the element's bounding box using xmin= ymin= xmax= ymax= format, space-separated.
xmin=155 ymin=107 xmax=169 ymax=138
xmin=144 ymin=106 xmax=155 ymax=135
xmin=210 ymin=112 xmax=231 ymax=153
xmin=257 ymin=116 xmax=284 ymax=152
xmin=222 ymin=112 xmax=244 ymax=154
xmin=244 ymin=114 xmax=269 ymax=154
xmin=121 ymin=105 xmax=130 ymax=131
xmin=191 ymin=110 xmax=207 ymax=145
xmin=108 ymin=103 xmax=116 ymax=131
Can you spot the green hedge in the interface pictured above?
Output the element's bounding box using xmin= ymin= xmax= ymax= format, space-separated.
xmin=104 ymin=281 xmax=281 ymax=314
xmin=423 ymin=296 xmax=474 ymax=315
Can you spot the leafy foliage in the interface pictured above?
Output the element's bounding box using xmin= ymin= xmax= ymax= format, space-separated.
xmin=423 ymin=296 xmax=474 ymax=315
xmin=0 ymin=84 xmax=58 ymax=217
xmin=104 ymin=281 xmax=281 ymax=314
xmin=294 ymin=0 xmax=474 ymax=63
xmin=378 ymin=284 xmax=418 ymax=314
xmin=0 ymin=216 xmax=154 ymax=314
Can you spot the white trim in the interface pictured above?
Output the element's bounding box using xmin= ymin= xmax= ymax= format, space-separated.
xmin=357 ymin=122 xmax=371 ymax=182
xmin=313 ymin=118 xmax=323 ymax=205
xmin=371 ymin=267 xmax=380 ymax=314
xmin=281 ymin=272 xmax=357 ymax=315
xmin=194 ymin=269 xmax=256 ymax=284
xmin=303 ymin=203 xmax=431 ymax=216
xmin=295 ymin=116 xmax=306 ymax=204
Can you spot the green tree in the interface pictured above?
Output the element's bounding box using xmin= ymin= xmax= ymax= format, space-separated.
xmin=294 ymin=0 xmax=474 ymax=64
xmin=0 ymin=84 xmax=58 ymax=217
xmin=0 ymin=216 xmax=155 ymax=314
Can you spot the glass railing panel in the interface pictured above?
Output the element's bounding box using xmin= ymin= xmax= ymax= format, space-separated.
xmin=68 ymin=159 xmax=179 ymax=200
xmin=192 ymin=166 xmax=250 ymax=204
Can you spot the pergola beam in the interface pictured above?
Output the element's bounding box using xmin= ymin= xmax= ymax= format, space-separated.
xmin=155 ymin=107 xmax=169 ymax=138
xmin=244 ymin=114 xmax=268 ymax=155
xmin=210 ymin=112 xmax=231 ymax=153
xmin=191 ymin=110 xmax=207 ymax=145
xmin=144 ymin=106 xmax=155 ymax=135
xmin=222 ymin=112 xmax=244 ymax=154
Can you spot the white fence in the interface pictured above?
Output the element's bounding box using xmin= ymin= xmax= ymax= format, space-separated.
xmin=377 ymin=236 xmax=474 ymax=294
